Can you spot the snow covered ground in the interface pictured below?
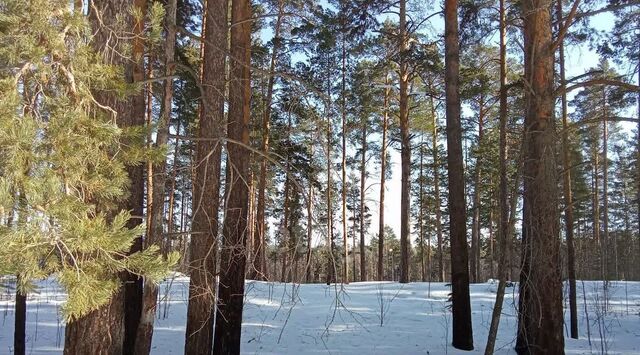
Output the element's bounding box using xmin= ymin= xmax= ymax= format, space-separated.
xmin=1 ymin=276 xmax=639 ymax=354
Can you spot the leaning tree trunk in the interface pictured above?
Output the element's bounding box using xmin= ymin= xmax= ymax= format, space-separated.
xmin=212 ymin=0 xmax=252 ymax=350
xmin=556 ymin=0 xmax=578 ymax=338
xmin=135 ymin=0 xmax=177 ymax=353
xmin=515 ymin=0 xmax=564 ymax=352
xmin=184 ymin=0 xmax=226 ymax=352
xmin=444 ymin=0 xmax=473 ymax=349
xmin=398 ymin=0 xmax=411 ymax=284
xmin=65 ymin=1 xmax=146 ymax=353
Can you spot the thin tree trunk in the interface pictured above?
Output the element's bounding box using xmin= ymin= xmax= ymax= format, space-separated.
xmin=360 ymin=117 xmax=367 ymax=282
xmin=515 ymin=0 xmax=564 ymax=351
xmin=184 ymin=0 xmax=226 ymax=352
xmin=135 ymin=1 xmax=177 ymax=353
xmin=484 ymin=1 xmax=509 ymax=350
xmin=326 ymin=54 xmax=336 ymax=285
xmin=252 ymin=0 xmax=284 ymax=280
xmin=341 ymin=32 xmax=349 ymax=284
xmin=471 ymin=97 xmax=484 ymax=283
xmin=399 ymin=0 xmax=411 ymax=284
xmin=377 ymin=77 xmax=389 ymax=281
xmin=602 ymin=88 xmax=611 ymax=281
xmin=444 ymin=0 xmax=473 ymax=348
xmin=306 ymin=137 xmax=315 ymax=283
xmin=14 ymin=275 xmax=26 ymax=355
xmin=556 ymin=0 xmax=578 ymax=337
xmin=212 ymin=0 xmax=252 ymax=349
xmin=281 ymin=127 xmax=292 ymax=282
xmin=419 ymin=134 xmax=426 ymax=282
xmin=429 ymin=93 xmax=445 ymax=283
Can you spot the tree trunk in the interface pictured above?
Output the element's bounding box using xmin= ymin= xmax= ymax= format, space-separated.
xmin=377 ymin=77 xmax=389 ymax=281
xmin=341 ymin=33 xmax=349 ymax=284
xmin=135 ymin=1 xmax=177 ymax=353
xmin=398 ymin=0 xmax=411 ymax=284
xmin=602 ymin=88 xmax=611 ymax=281
xmin=326 ymin=54 xmax=336 ymax=285
xmin=444 ymin=0 xmax=473 ymax=349
xmin=212 ymin=0 xmax=252 ymax=349
xmin=252 ymin=0 xmax=284 ymax=281
xmin=484 ymin=1 xmax=509 ymax=350
xmin=419 ymin=134 xmax=426 ymax=282
xmin=556 ymin=0 xmax=578 ymax=338
xmin=14 ymin=276 xmax=26 ymax=355
xmin=184 ymin=0 xmax=226 ymax=352
xmin=306 ymin=138 xmax=315 ymax=283
xmin=360 ymin=117 xmax=367 ymax=282
xmin=515 ymin=0 xmax=564 ymax=352
xmin=65 ymin=1 xmax=146 ymax=353
xmin=281 ymin=123 xmax=292 ymax=282
xmin=471 ymin=97 xmax=484 ymax=283
xmin=430 ymin=93 xmax=445 ymax=283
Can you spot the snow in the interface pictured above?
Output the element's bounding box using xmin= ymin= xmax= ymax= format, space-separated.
xmin=1 ymin=276 xmax=639 ymax=354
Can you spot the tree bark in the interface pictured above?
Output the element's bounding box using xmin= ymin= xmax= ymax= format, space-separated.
xmin=377 ymin=77 xmax=389 ymax=281
xmin=515 ymin=0 xmax=564 ymax=352
xmin=484 ymin=0 xmax=510 ymax=350
xmin=326 ymin=54 xmax=336 ymax=285
xmin=430 ymin=94 xmax=445 ymax=283
xmin=557 ymin=0 xmax=578 ymax=337
xmin=444 ymin=0 xmax=473 ymax=349
xmin=135 ymin=0 xmax=177 ymax=353
xmin=65 ymin=1 xmax=146 ymax=353
xmin=184 ymin=0 xmax=226 ymax=352
xmin=470 ymin=97 xmax=484 ymax=283
xmin=360 ymin=116 xmax=367 ymax=282
xmin=252 ymin=0 xmax=284 ymax=280
xmin=14 ymin=276 xmax=26 ymax=355
xmin=341 ymin=31 xmax=349 ymax=284
xmin=212 ymin=0 xmax=252 ymax=349
xmin=398 ymin=0 xmax=411 ymax=284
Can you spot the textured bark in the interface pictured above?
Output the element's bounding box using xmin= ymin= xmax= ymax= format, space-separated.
xmin=135 ymin=1 xmax=177 ymax=353
xmin=252 ymin=0 xmax=284 ymax=280
xmin=484 ymin=1 xmax=509 ymax=351
xmin=360 ymin=117 xmax=367 ymax=282
xmin=419 ymin=134 xmax=426 ymax=282
xmin=470 ymin=98 xmax=484 ymax=283
xmin=65 ymin=1 xmax=146 ymax=353
xmin=212 ymin=0 xmax=251 ymax=350
xmin=444 ymin=0 xmax=473 ymax=349
xmin=556 ymin=0 xmax=578 ymax=338
xmin=398 ymin=0 xmax=411 ymax=284
xmin=341 ymin=33 xmax=349 ymax=284
xmin=515 ymin=0 xmax=564 ymax=352
xmin=325 ymin=54 xmax=336 ymax=285
xmin=602 ymin=88 xmax=611 ymax=281
xmin=14 ymin=277 xmax=25 ymax=355
xmin=430 ymin=94 xmax=445 ymax=283
xmin=377 ymin=78 xmax=389 ymax=281
xmin=184 ymin=0 xmax=226 ymax=352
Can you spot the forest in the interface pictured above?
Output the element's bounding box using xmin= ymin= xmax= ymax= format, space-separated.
xmin=0 ymin=0 xmax=639 ymax=354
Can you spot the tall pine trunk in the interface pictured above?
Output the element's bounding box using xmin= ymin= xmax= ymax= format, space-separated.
xmin=184 ymin=0 xmax=226 ymax=352
xmin=430 ymin=93 xmax=445 ymax=283
xmin=515 ymin=0 xmax=564 ymax=351
xmin=444 ymin=0 xmax=473 ymax=348
xmin=398 ymin=0 xmax=411 ymax=284
xmin=360 ymin=118 xmax=367 ymax=281
xmin=556 ymin=0 xmax=578 ymax=337
xmin=470 ymin=98 xmax=484 ymax=283
xmin=212 ymin=0 xmax=252 ymax=349
xmin=252 ymin=0 xmax=284 ymax=280
xmin=65 ymin=1 xmax=146 ymax=352
xmin=377 ymin=78 xmax=389 ymax=281
xmin=135 ymin=0 xmax=177 ymax=353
